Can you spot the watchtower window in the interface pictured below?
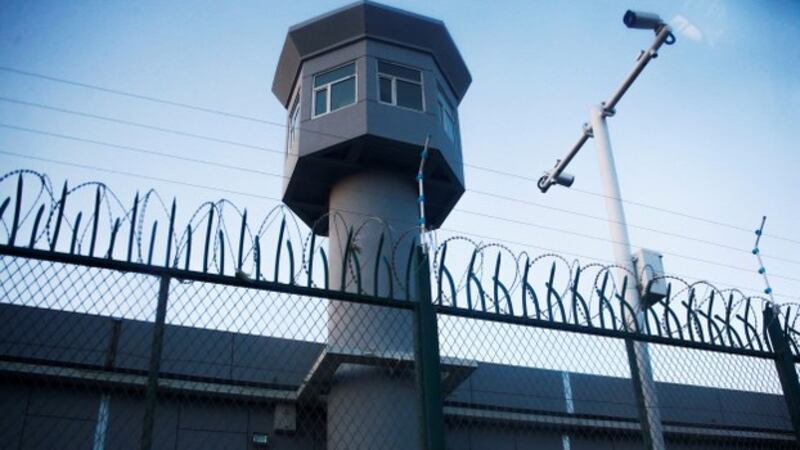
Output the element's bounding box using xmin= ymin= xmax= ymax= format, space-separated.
xmin=437 ymin=83 xmax=456 ymax=141
xmin=287 ymin=93 xmax=300 ymax=153
xmin=377 ymin=61 xmax=423 ymax=111
xmin=313 ymin=62 xmax=356 ymax=117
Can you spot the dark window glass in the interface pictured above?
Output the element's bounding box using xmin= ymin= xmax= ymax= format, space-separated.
xmin=288 ymin=96 xmax=300 ymax=151
xmin=378 ymin=61 xmax=421 ymax=81
xmin=314 ymin=63 xmax=355 ymax=87
xmin=438 ymin=92 xmax=456 ymax=141
xmin=330 ymin=77 xmax=355 ymax=111
xmin=437 ymin=82 xmax=455 ymax=109
xmin=379 ymin=76 xmax=392 ymax=103
xmin=314 ymin=89 xmax=327 ymax=116
xmin=443 ymin=108 xmax=455 ymax=140
xmin=396 ymin=79 xmax=423 ymax=110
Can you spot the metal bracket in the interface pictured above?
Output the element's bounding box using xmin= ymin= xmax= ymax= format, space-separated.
xmin=296 ymin=346 xmax=478 ymax=403
xmin=601 ymin=103 xmax=616 ymax=118
xmin=582 ymin=123 xmax=594 ymax=138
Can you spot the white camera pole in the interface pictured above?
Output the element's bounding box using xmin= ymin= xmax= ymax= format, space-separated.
xmin=537 ymin=11 xmax=675 ymax=450
xmin=591 ymin=105 xmax=665 ymax=450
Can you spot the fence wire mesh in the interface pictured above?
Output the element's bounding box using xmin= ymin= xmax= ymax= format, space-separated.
xmin=1 ymin=249 xmax=798 ymax=449
xmin=438 ymin=313 xmax=641 ymax=449
xmin=649 ymin=345 xmax=794 ymax=449
xmin=1 ymin=255 xmax=159 ymax=450
xmin=437 ymin=311 xmax=797 ymax=449
xmin=0 ymin=255 xmax=424 ymax=450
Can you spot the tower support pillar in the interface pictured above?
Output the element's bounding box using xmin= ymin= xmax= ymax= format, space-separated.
xmin=326 ymin=169 xmax=421 ymax=450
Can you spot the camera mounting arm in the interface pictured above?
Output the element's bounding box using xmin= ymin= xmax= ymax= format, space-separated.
xmin=537 ymin=11 xmax=675 ymax=193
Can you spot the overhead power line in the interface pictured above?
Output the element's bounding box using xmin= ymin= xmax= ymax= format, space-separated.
xmin=465 ymin=161 xmax=800 ymax=245
xmin=0 ymin=96 xmax=282 ymax=155
xmin=0 ymin=66 xmax=280 ymax=124
xmin=1 ymin=65 xmax=798 ymax=244
xmin=0 ymin=122 xmax=277 ymax=177
xmin=467 ymin=188 xmax=800 ymax=266
xmin=0 ymin=65 xmax=345 ymax=139
xmin=1 ymin=99 xmax=794 ymax=263
xmin=451 ymin=208 xmax=800 ymax=283
xmin=0 ymin=149 xmax=796 ymax=301
xmin=2 ymin=121 xmax=799 ymax=272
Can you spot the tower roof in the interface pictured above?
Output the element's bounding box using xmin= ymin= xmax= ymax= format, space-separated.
xmin=272 ymin=0 xmax=471 ymax=107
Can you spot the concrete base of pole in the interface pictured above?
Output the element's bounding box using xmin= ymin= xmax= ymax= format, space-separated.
xmin=326 ymin=169 xmax=420 ymax=450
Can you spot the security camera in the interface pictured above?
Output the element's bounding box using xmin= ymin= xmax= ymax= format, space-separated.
xmin=623 ymin=10 xmax=664 ymax=30
xmin=537 ymin=170 xmax=575 ymax=193
xmin=554 ymin=171 xmax=575 ymax=187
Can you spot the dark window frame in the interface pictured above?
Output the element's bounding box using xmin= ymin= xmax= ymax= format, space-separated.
xmin=437 ymin=83 xmax=457 ymax=141
xmin=377 ymin=60 xmax=424 ymax=112
xmin=312 ymin=62 xmax=357 ymax=118
xmin=287 ymin=90 xmax=301 ymax=153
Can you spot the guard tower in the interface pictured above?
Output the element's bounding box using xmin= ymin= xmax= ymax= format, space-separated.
xmin=272 ymin=2 xmax=470 ymax=448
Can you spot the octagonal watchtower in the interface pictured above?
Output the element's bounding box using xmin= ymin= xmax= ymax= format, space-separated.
xmin=273 ymin=3 xmax=470 ymax=448
xmin=273 ymin=0 xmax=470 ymax=234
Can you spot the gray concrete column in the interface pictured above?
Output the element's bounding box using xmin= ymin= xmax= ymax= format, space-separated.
xmin=326 ymin=169 xmax=420 ymax=450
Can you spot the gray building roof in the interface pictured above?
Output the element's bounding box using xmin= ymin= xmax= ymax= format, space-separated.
xmin=271 ymin=0 xmax=471 ymax=108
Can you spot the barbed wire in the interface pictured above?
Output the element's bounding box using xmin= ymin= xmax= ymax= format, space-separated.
xmin=4 ymin=143 xmax=799 ymax=285
xmin=1 ymin=168 xmax=797 ymax=355
xmin=4 ymin=111 xmax=800 ymax=280
xmin=1 ymin=66 xmax=798 ymax=246
xmin=1 ymin=156 xmax=795 ymax=303
xmin=430 ymin=237 xmax=793 ymax=353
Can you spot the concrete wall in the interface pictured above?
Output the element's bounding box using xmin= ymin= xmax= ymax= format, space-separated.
xmin=0 ymin=383 xmax=322 ymax=450
xmin=0 ymin=303 xmax=795 ymax=449
xmin=0 ymin=303 xmax=323 ymax=387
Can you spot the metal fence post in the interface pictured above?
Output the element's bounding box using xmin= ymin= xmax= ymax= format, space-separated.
xmin=140 ymin=276 xmax=171 ymax=450
xmin=624 ymin=337 xmax=663 ymax=449
xmin=413 ymin=247 xmax=446 ymax=450
xmin=763 ymin=304 xmax=800 ymax=443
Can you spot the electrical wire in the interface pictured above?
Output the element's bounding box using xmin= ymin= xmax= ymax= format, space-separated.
xmin=3 ymin=69 xmax=800 ymax=289
xmin=301 ymin=217 xmax=781 ymax=299
xmin=0 ymin=122 xmax=279 ymax=177
xmin=3 ymin=121 xmax=800 ymax=275
xmin=0 ymin=96 xmax=282 ymax=155
xmin=467 ymin=188 xmax=800 ymax=266
xmin=464 ymin=161 xmax=800 ymax=245
xmin=0 ymin=65 xmax=345 ymax=139
xmin=450 ymin=208 xmax=800 ymax=283
xmin=2 ymin=65 xmax=797 ymax=245
xmin=0 ymin=149 xmax=796 ymax=301
xmin=2 ymin=98 xmax=796 ymax=265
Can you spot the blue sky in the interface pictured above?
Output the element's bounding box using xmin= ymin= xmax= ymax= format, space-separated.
xmin=0 ymin=0 xmax=798 ymax=304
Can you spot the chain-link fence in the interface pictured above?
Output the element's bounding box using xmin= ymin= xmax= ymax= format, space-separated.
xmin=2 ymin=250 xmax=798 ymax=449
xmin=437 ymin=310 xmax=797 ymax=449
xmin=0 ymin=167 xmax=798 ymax=449
xmin=0 ymin=254 xmax=425 ymax=450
